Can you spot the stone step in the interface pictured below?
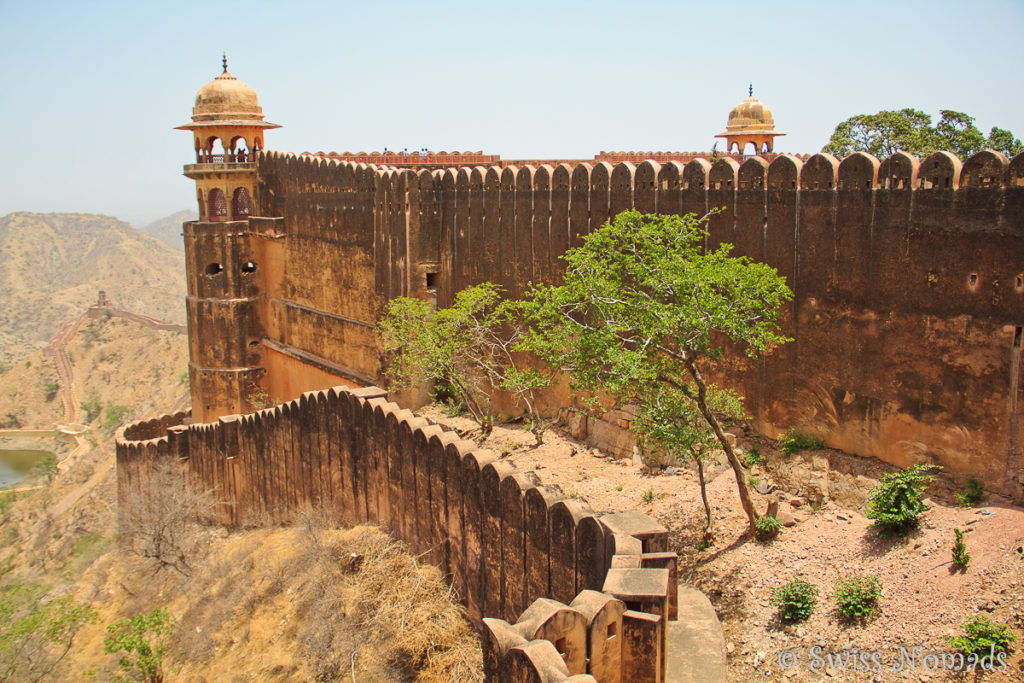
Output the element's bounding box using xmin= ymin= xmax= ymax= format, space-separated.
xmin=666 ymin=586 xmax=727 ymax=683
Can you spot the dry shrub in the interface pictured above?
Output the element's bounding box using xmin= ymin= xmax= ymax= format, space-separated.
xmin=294 ymin=512 xmax=483 ymax=682
xmin=118 ymin=458 xmax=217 ymax=575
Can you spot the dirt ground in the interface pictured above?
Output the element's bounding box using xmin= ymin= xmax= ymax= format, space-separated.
xmin=420 ymin=406 xmax=1024 ymax=682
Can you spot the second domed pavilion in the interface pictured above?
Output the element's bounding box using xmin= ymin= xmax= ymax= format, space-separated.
xmin=715 ymin=86 xmax=785 ymax=155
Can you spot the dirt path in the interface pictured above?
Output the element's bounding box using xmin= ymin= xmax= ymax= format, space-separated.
xmin=36 ymin=303 xmax=187 ymax=514
xmin=45 ymin=312 xmax=88 ymax=424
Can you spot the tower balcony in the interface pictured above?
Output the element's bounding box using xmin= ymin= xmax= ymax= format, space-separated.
xmin=184 ymin=159 xmax=256 ymax=178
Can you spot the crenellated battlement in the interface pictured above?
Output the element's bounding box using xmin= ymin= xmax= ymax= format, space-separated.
xmin=233 ymin=146 xmax=1024 ymax=500
xmin=117 ymin=387 xmax=679 ymax=681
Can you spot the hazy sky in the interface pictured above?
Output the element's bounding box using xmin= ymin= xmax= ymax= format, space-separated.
xmin=1 ymin=0 xmax=1022 ymax=228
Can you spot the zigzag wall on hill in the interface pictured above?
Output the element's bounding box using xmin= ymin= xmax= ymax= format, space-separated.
xmin=186 ymin=149 xmax=1024 ymax=497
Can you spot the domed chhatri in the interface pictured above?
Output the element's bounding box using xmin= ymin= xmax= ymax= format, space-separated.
xmin=176 ymin=55 xmax=280 ymax=161
xmin=177 ymin=56 xmax=280 ymax=224
xmin=715 ymin=85 xmax=785 ymax=155
xmin=192 ymin=67 xmax=263 ymax=120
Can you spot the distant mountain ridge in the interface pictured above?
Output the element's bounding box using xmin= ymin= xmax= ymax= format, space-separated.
xmin=0 ymin=212 xmax=187 ymax=366
xmin=139 ymin=209 xmax=195 ymax=251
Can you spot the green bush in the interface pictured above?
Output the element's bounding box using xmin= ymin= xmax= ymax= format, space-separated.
xmin=103 ymin=403 xmax=129 ymax=430
xmin=31 ymin=453 xmax=57 ymax=481
xmin=641 ymin=489 xmax=656 ymax=504
xmin=0 ymin=583 xmax=97 ymax=681
xmin=955 ymin=478 xmax=984 ymax=507
xmin=80 ymin=393 xmax=102 ymax=423
xmin=742 ymin=446 xmax=764 ymax=467
xmin=779 ymin=430 xmax=823 ymax=454
xmin=833 ymin=574 xmax=882 ymax=621
xmin=104 ymin=607 xmax=174 ymax=683
xmin=755 ymin=514 xmax=782 ymax=541
xmin=439 ymin=397 xmax=465 ymax=417
xmin=771 ymin=579 xmax=819 ymax=622
xmin=951 ymin=528 xmax=970 ymax=568
xmin=945 ymin=615 xmax=1015 ymax=656
xmin=43 ymin=381 xmax=59 ymax=401
xmin=865 ymin=464 xmax=940 ymax=534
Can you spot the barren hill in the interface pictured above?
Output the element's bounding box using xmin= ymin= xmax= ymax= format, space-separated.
xmin=138 ymin=209 xmax=194 ymax=251
xmin=0 ymin=212 xmax=187 ymax=366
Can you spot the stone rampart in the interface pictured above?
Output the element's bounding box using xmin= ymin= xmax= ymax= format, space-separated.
xmin=116 ymin=386 xmax=677 ymax=680
xmin=247 ymin=148 xmax=1024 ymax=498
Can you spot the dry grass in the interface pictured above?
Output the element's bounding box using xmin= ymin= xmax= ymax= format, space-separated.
xmin=164 ymin=509 xmax=483 ymax=682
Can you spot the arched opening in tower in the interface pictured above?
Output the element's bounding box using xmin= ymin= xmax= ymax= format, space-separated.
xmin=208 ymin=188 xmax=227 ymax=220
xmin=231 ymin=135 xmax=249 ymax=163
xmin=232 ymin=187 xmax=252 ymax=220
xmin=208 ymin=136 xmax=227 ymax=163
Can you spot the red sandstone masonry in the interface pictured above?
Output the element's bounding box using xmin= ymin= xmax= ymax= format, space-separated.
xmin=333 ymin=148 xmax=1024 ymax=498
xmin=117 ymin=385 xmax=675 ymax=681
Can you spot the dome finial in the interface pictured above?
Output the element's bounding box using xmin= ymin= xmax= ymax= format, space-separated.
xmin=749 ymin=83 xmax=753 ymax=97
xmin=222 ymin=53 xmax=228 ymax=73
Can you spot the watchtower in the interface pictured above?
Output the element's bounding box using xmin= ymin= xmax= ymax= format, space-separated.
xmin=176 ymin=55 xmax=280 ymax=221
xmin=176 ymin=57 xmax=279 ymax=422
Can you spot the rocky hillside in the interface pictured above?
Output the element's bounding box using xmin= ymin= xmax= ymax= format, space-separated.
xmin=138 ymin=210 xmax=194 ymax=251
xmin=0 ymin=212 xmax=187 ymax=367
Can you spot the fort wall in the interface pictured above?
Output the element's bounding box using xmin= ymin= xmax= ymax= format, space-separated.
xmin=231 ymin=149 xmax=1024 ymax=497
xmin=116 ymin=387 xmax=677 ymax=681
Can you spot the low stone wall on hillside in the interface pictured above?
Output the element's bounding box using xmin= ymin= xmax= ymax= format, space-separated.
xmin=116 ymin=385 xmax=679 ymax=682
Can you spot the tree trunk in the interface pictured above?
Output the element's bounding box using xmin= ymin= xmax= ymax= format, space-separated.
xmin=696 ymin=456 xmax=713 ymax=537
xmin=686 ymin=358 xmax=760 ymax=534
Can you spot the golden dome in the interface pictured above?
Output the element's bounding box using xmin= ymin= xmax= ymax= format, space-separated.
xmin=723 ymin=95 xmax=776 ymax=134
xmin=191 ymin=68 xmax=263 ymax=122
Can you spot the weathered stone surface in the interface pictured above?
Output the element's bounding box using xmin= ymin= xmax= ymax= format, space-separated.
xmin=622 ymin=610 xmax=663 ymax=683
xmin=515 ymin=598 xmax=588 ymax=675
xmin=571 ymin=590 xmax=626 ymax=683
xmin=482 ymin=617 xmax=528 ymax=682
xmin=640 ymin=552 xmax=679 ymax=620
xmin=602 ymin=568 xmax=670 ymax=617
xmin=507 ymin=639 xmax=571 ymax=683
xmin=586 ymin=417 xmax=634 ymax=459
xmin=601 ymin=510 xmax=669 ymax=553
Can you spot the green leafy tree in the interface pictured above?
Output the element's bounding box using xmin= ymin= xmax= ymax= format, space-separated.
xmin=0 ymin=583 xmax=97 ymax=682
xmin=823 ymin=108 xmax=936 ymax=158
xmin=986 ymin=126 xmax=1024 ymax=158
xmin=519 ymin=211 xmax=792 ymax=533
xmin=104 ymin=607 xmax=174 ymax=683
xmin=379 ymin=282 xmax=554 ymax=442
xmin=823 ymin=108 xmax=1022 ymax=159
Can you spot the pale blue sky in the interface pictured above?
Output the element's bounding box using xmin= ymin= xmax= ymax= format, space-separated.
xmin=1 ymin=0 xmax=1021 ymax=227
